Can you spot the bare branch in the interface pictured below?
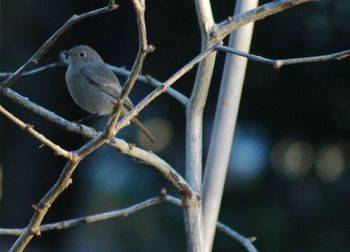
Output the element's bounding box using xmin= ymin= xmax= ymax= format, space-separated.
xmin=203 ymin=1 xmax=258 ymax=251
xmin=0 ymin=87 xmax=195 ymax=196
xmin=0 ymin=61 xmax=189 ymax=105
xmin=1 ymin=195 xmax=259 ymax=252
xmin=120 ymin=0 xmax=151 ymax=102
xmin=10 ymin=103 xmax=119 ymax=251
xmin=0 ymin=12 xmax=216 ymax=252
xmin=0 ymin=105 xmax=76 ymax=161
xmin=216 ymin=45 xmax=350 ymax=69
xmin=108 ymin=65 xmax=189 ymax=106
xmin=0 ymin=62 xmax=66 ymax=78
xmin=183 ymin=0 xmax=216 ymax=251
xmin=8 ymin=2 xmax=151 ymax=249
xmin=116 ymin=44 xmax=218 ymax=144
xmin=9 ymin=160 xmax=79 ymax=252
xmin=217 ymin=222 xmax=258 ymax=252
xmin=212 ymin=0 xmax=317 ymax=43
xmin=0 ymin=196 xmax=165 ymax=236
xmin=1 ymin=2 xmax=118 ymax=89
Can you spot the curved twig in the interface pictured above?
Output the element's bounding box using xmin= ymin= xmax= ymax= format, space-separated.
xmin=0 ymin=195 xmax=258 ymax=252
xmin=1 ymin=2 xmax=118 ymax=88
xmin=0 ymin=105 xmax=76 ymax=161
xmin=216 ymin=45 xmax=350 ymax=69
xmin=212 ymin=0 xmax=317 ymax=42
xmin=0 ymin=62 xmax=189 ymax=105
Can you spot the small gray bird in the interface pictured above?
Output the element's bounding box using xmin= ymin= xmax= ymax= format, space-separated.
xmin=63 ymin=45 xmax=155 ymax=143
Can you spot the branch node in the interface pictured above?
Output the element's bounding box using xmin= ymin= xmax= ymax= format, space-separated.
xmin=69 ymin=152 xmax=80 ymax=162
xmin=210 ymin=24 xmax=220 ymax=41
xmin=111 ymin=98 xmax=119 ymax=107
xmin=274 ymin=60 xmax=283 ymax=69
xmin=144 ymin=74 xmax=152 ymax=83
xmin=31 ymin=204 xmax=39 ymax=211
xmin=146 ymin=44 xmax=156 ymax=53
xmin=67 ymin=178 xmax=73 ymax=187
xmin=160 ymin=84 xmax=167 ymax=92
xmin=42 ymin=202 xmax=51 ymax=210
xmin=180 ymin=186 xmax=193 ymax=198
xmin=24 ymin=124 xmax=34 ymax=130
xmin=160 ymin=187 xmax=167 ymax=197
xmin=108 ymin=2 xmax=119 ymax=11
xmin=30 ymin=227 xmax=41 ymax=236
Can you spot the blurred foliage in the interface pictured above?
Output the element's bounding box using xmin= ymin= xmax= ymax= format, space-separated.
xmin=1 ymin=0 xmax=350 ymax=251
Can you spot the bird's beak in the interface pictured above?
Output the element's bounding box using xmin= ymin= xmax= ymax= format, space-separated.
xmin=61 ymin=50 xmax=71 ymax=56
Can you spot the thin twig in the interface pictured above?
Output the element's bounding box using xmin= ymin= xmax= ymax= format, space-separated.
xmin=212 ymin=0 xmax=317 ymax=42
xmin=119 ymin=0 xmax=152 ymax=103
xmin=108 ymin=65 xmax=189 ymax=105
xmin=9 ymin=161 xmax=80 ymax=252
xmin=116 ymin=44 xmax=218 ymax=136
xmin=216 ymin=45 xmax=350 ymax=69
xmin=104 ymin=0 xmax=153 ymax=142
xmin=0 ymin=2 xmax=118 ymax=88
xmin=0 ymin=61 xmax=189 ymax=105
xmin=165 ymin=196 xmax=259 ymax=252
xmin=1 ymin=195 xmax=259 ymax=252
xmin=0 ymin=105 xmax=77 ymax=161
xmin=217 ymin=222 xmax=258 ymax=252
xmin=0 ymin=62 xmax=66 ymax=78
xmin=0 ymin=87 xmax=194 ymax=196
xmin=8 ymin=2 xmax=154 ymax=250
xmin=8 ymin=2 xmax=120 ymax=250
xmin=0 ymin=196 xmax=165 ymax=236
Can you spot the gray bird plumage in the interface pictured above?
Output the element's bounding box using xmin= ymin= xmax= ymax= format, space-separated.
xmin=64 ymin=45 xmax=155 ymax=143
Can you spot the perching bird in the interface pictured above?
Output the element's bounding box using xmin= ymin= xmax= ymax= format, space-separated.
xmin=63 ymin=45 xmax=155 ymax=143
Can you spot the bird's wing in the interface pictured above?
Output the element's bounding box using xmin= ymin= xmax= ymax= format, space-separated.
xmin=82 ymin=65 xmax=134 ymax=109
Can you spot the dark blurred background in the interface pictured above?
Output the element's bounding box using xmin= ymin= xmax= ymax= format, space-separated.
xmin=1 ymin=0 xmax=350 ymax=251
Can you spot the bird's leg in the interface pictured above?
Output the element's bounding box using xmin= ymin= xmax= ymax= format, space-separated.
xmin=74 ymin=113 xmax=100 ymax=124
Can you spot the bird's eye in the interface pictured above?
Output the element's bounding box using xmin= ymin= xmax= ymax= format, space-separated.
xmin=79 ymin=51 xmax=86 ymax=58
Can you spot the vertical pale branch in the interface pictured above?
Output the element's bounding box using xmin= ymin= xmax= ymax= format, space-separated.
xmin=189 ymin=0 xmax=215 ymax=195
xmin=184 ymin=0 xmax=215 ymax=251
xmin=202 ymin=1 xmax=259 ymax=252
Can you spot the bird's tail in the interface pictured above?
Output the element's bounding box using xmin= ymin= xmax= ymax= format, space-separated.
xmin=131 ymin=116 xmax=156 ymax=144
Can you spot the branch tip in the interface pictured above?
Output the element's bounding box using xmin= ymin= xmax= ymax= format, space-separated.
xmin=249 ymin=236 xmax=257 ymax=242
xmin=337 ymin=53 xmax=350 ymax=60
xmin=107 ymin=2 xmax=119 ymax=11
xmin=31 ymin=204 xmax=39 ymax=211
